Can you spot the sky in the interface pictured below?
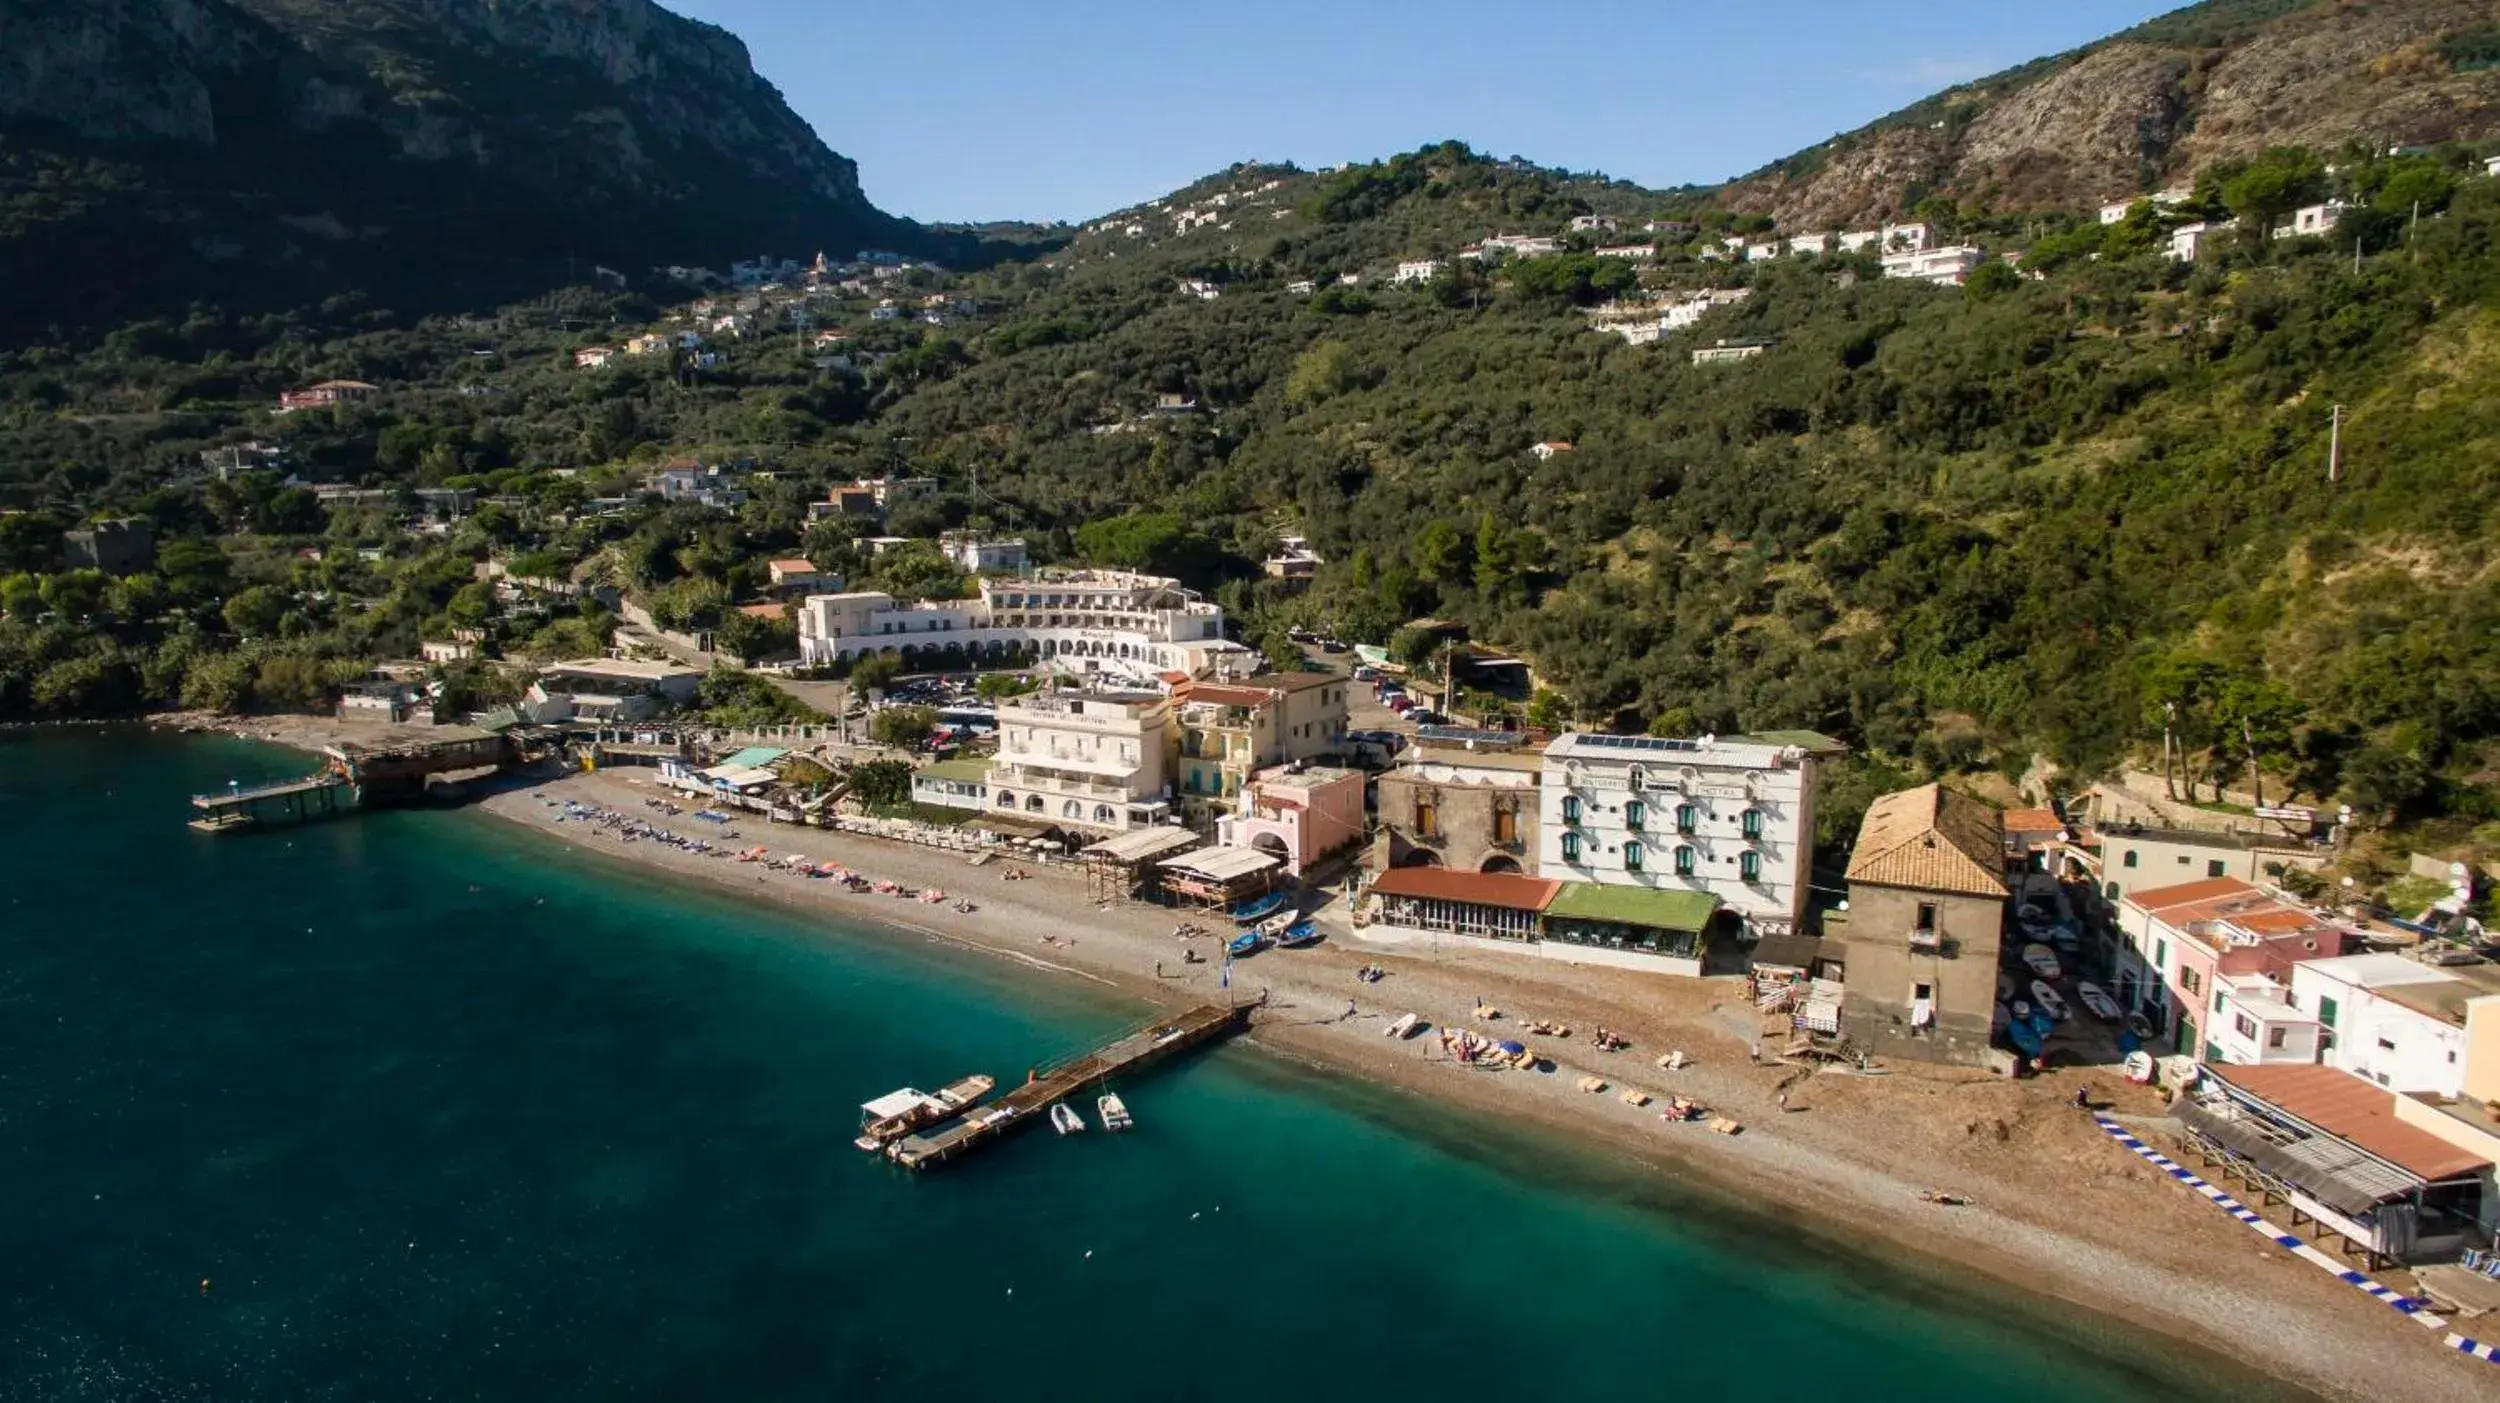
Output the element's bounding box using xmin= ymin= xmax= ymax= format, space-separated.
xmin=661 ymin=0 xmax=2188 ymax=225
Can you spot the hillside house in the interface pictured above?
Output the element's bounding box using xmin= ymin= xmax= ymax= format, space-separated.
xmin=1881 ymin=245 xmax=1987 ymax=286
xmin=1529 ymin=441 xmax=1575 ymax=460
xmin=1394 ymin=259 xmax=1446 ymax=284
xmin=1594 ymin=244 xmax=1656 ymax=260
xmin=59 ymin=519 xmax=155 ymax=575
xmin=2276 ymin=201 xmax=2356 ymax=239
xmin=1840 ymin=783 xmax=2009 ymax=1066
xmin=573 ymin=346 xmax=617 ymax=368
xmin=277 ymin=380 xmax=379 ymax=413
xmin=1692 ymin=338 xmax=1772 ymax=365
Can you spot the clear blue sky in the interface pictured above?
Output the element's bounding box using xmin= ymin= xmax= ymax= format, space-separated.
xmin=662 ymin=0 xmax=2184 ymax=225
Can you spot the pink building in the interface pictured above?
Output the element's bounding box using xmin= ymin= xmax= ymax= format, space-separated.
xmin=2115 ymin=877 xmax=2350 ymax=1060
xmin=1218 ymin=765 xmax=1365 ymax=876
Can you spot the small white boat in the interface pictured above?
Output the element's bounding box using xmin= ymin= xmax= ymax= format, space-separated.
xmin=2123 ymin=1049 xmax=2157 ymax=1084
xmin=1051 ymin=1102 xmax=1086 ymax=1136
xmin=1385 ymin=1012 xmax=1421 ymax=1039
xmin=2020 ymin=943 xmax=2061 ymax=980
xmin=1097 ymin=1092 xmax=1133 ymax=1132
xmin=2075 ymin=981 xmax=2120 ymax=1021
xmin=2030 ymin=980 xmax=2069 ymax=1021
xmin=1254 ymin=909 xmax=1299 ymax=941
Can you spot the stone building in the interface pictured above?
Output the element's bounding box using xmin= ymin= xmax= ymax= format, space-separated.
xmin=1372 ymin=734 xmax=1543 ymax=875
xmin=1840 ymin=783 xmax=2009 ymax=1065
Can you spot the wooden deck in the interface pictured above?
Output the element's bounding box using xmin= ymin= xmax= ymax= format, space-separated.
xmin=889 ymin=1001 xmax=1254 ymax=1170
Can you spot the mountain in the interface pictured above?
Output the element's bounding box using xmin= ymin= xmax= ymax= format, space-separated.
xmin=1719 ymin=0 xmax=2500 ymax=229
xmin=0 ymin=0 xmax=951 ymax=334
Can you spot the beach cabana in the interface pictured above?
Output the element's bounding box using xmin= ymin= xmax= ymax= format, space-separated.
xmin=1081 ymin=826 xmax=1203 ymax=903
xmin=1157 ymin=845 xmax=1281 ymax=909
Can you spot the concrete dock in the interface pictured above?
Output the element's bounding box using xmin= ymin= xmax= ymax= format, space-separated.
xmin=890 ymin=1001 xmax=1253 ymax=1170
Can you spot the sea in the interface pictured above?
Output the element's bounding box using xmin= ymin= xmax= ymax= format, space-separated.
xmin=0 ymin=729 xmax=2304 ymax=1402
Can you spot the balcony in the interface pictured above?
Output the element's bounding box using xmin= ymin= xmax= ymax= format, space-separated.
xmin=1906 ymin=928 xmax=1958 ymax=958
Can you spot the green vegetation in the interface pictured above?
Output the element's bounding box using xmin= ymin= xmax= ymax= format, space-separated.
xmin=8 ymin=133 xmax=2500 ymax=862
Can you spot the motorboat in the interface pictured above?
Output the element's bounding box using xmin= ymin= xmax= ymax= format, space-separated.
xmin=2020 ymin=943 xmax=2061 ymax=980
xmin=1051 ymin=1102 xmax=1086 ymax=1136
xmin=2030 ymin=980 xmax=2069 ymax=1021
xmin=1229 ymin=890 xmax=1290 ymax=924
xmin=1385 ymin=1012 xmax=1421 ymax=1039
xmin=853 ymin=1073 xmax=995 ymax=1152
xmin=1097 ymin=1092 xmax=1133 ymax=1132
xmin=1273 ymin=920 xmax=1322 ymax=949
xmin=1226 ymin=929 xmax=1268 ymax=958
xmin=2075 ymin=981 xmax=2121 ymax=1021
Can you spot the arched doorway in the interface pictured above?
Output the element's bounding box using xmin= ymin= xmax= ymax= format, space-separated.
xmin=1394 ymin=849 xmax=1443 ymax=869
xmin=1252 ymin=833 xmax=1292 ymax=869
xmin=1479 ymin=855 xmax=1523 ymax=875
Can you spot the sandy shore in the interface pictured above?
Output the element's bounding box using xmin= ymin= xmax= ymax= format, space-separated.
xmin=155 ymin=714 xmax=2494 ymax=1401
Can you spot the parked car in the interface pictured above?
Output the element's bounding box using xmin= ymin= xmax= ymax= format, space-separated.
xmin=1386 ymin=695 xmax=1415 ymax=714
xmin=1351 ymin=665 xmax=1378 ymax=681
xmin=1320 ymin=640 xmax=1350 ymax=654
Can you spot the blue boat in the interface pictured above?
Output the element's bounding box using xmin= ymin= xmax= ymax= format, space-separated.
xmin=1273 ymin=920 xmax=1322 ymax=950
xmin=1227 ymin=930 xmax=1269 ymax=958
xmin=2005 ymin=1018 xmax=2045 ymax=1057
xmin=1229 ymin=891 xmax=1290 ymax=924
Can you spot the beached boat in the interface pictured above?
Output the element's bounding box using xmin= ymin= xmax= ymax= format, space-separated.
xmin=1385 ymin=1012 xmax=1421 ymax=1039
xmin=2020 ymin=943 xmax=2061 ymax=980
xmin=2123 ymin=1049 xmax=2157 ymax=1084
xmin=1254 ymin=910 xmax=1299 ymax=941
xmin=1272 ymin=920 xmax=1322 ymax=949
xmin=1050 ymin=1102 xmax=1086 ymax=1136
xmin=1229 ymin=890 xmax=1290 ymax=924
xmin=1097 ymin=1092 xmax=1133 ymax=1132
xmin=853 ymin=1073 xmax=995 ymax=1152
xmin=1226 ymin=929 xmax=1268 ymax=958
xmin=2075 ymin=981 xmax=2120 ymax=1021
xmin=2030 ymin=980 xmax=2069 ymax=1021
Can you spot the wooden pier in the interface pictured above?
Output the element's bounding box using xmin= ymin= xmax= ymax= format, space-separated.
xmin=188 ymin=732 xmax=517 ymax=834
xmin=889 ymin=1001 xmax=1255 ymax=1170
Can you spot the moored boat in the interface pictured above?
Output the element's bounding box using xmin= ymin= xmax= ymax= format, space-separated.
xmin=1050 ymin=1102 xmax=1086 ymax=1136
xmin=2030 ymin=980 xmax=2069 ymax=1021
xmin=1227 ymin=929 xmax=1268 ymax=958
xmin=1097 ymin=1092 xmax=1133 ymax=1132
xmin=1254 ymin=910 xmax=1299 ymax=941
xmin=2020 ymin=943 xmax=2061 ymax=980
xmin=853 ymin=1073 xmax=995 ymax=1152
xmin=2075 ymin=981 xmax=2120 ymax=1021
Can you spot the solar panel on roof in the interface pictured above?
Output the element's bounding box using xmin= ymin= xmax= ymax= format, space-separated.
xmin=1415 ymin=726 xmax=1522 ymax=748
xmin=1573 ymin=734 xmax=1701 ymax=753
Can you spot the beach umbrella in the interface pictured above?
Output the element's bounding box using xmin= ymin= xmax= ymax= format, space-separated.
xmin=1497 ymin=1041 xmax=1527 ymax=1057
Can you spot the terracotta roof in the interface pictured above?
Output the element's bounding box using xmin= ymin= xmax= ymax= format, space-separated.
xmin=735 ymin=602 xmax=788 ymax=619
xmin=1844 ymin=784 xmax=2007 ymax=898
xmin=1242 ymin=671 xmax=1340 ymax=693
xmin=2002 ymin=807 xmax=2062 ymax=834
xmin=768 ymin=558 xmax=817 ymax=572
xmin=2208 ymin=1064 xmax=2489 ymax=1183
xmin=1181 ymin=684 xmax=1281 ymax=710
xmin=1369 ymin=867 xmax=1559 ymax=912
xmin=2128 ymin=877 xmax=2258 ymax=914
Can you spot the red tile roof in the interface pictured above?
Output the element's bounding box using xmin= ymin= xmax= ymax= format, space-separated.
xmin=2209 ymin=1064 xmax=2489 ymax=1183
xmin=1369 ymin=867 xmax=1559 ymax=912
xmin=2002 ymin=807 xmax=2062 ymax=834
xmin=736 ymin=602 xmax=788 ymax=619
xmin=2129 ymin=877 xmax=2257 ymax=913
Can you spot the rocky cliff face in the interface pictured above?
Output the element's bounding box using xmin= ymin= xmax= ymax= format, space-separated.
xmin=1722 ymin=0 xmax=2500 ymax=227
xmin=0 ymin=0 xmax=921 ymax=333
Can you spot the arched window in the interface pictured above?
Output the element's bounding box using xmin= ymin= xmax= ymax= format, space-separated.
xmin=1623 ymin=841 xmax=1644 ymax=872
xmin=1094 ymin=804 xmax=1115 ymax=823
xmin=1062 ymin=799 xmax=1082 ymax=818
xmin=1561 ymin=831 xmax=1583 ymax=864
xmin=1673 ymin=845 xmax=1696 ymax=877
xmin=1026 ymin=794 xmax=1044 ymax=812
xmin=1560 ymin=794 xmax=1582 ymax=825
xmin=1675 ymin=803 xmax=1699 ymax=834
xmin=996 ymin=790 xmax=1016 ymax=808
xmin=1740 ymin=808 xmax=1764 ymax=841
xmin=1624 ymin=799 xmax=1646 ymax=831
xmin=1739 ymin=850 xmax=1761 ymax=883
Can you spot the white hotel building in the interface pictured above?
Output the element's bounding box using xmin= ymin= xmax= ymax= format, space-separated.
xmin=1535 ymin=733 xmax=1825 ymax=939
xmin=796 ymin=569 xmax=1249 ymax=683
xmin=987 ymin=690 xmax=1176 ymax=834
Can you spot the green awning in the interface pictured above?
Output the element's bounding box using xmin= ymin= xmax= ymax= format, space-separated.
xmin=916 ymin=757 xmax=992 ymax=783
xmin=720 ymin=746 xmax=790 ymax=770
xmin=1543 ymin=883 xmax=1721 ymax=932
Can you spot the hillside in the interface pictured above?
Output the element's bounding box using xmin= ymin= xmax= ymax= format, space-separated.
xmin=1719 ymin=0 xmax=2500 ymax=229
xmin=0 ymin=0 xmax=965 ymax=336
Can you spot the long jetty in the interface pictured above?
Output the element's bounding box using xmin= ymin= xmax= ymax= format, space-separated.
xmin=890 ymin=1001 xmax=1254 ymax=1170
xmin=188 ymin=732 xmax=519 ymax=834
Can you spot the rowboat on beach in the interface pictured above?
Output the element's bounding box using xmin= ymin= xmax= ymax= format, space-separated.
xmin=1385 ymin=1012 xmax=1421 ymax=1039
xmin=1229 ymin=890 xmax=1290 ymax=924
xmin=1254 ymin=910 xmax=1298 ymax=941
xmin=1227 ymin=929 xmax=1268 ymax=958
xmin=2075 ymin=981 xmax=2120 ymax=1021
xmin=2030 ymin=981 xmax=2069 ymax=1022
xmin=1273 ymin=920 xmax=1322 ymax=949
xmin=2020 ymin=943 xmax=2061 ymax=980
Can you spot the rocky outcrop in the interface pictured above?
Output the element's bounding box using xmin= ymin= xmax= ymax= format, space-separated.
xmin=0 ymin=0 xmax=925 ymax=333
xmin=1723 ymin=0 xmax=2500 ymax=227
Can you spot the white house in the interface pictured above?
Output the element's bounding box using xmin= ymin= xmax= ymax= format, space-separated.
xmin=1286 ymin=279 xmax=1317 ymax=295
xmin=1178 ymin=278 xmax=1222 ymax=300
xmin=2290 ymin=954 xmax=2500 ymax=1098
xmin=870 ymin=301 xmax=902 ymax=321
xmin=1534 ymin=731 xmax=1829 ymax=939
xmin=1692 ymin=338 xmax=1771 ymax=365
xmin=1593 ymin=244 xmax=1656 ymax=260
xmin=2167 ymin=222 xmax=2224 ymax=262
xmin=2206 ymin=974 xmax=2326 ymax=1067
xmin=2276 ymin=201 xmax=2356 ymax=239
xmin=2486 ymin=154 xmax=2500 ymax=179
xmin=1744 ymin=242 xmax=1782 ymax=262
xmin=1394 ymin=259 xmax=1446 ymax=285
xmin=573 ymin=346 xmax=616 ymax=368
xmin=938 ymin=534 xmax=1029 ymax=573
xmin=1881 ymin=245 xmax=1987 ymax=286
xmin=1661 ymin=288 xmax=1751 ymax=330
xmin=1785 ymin=232 xmax=1834 ymax=256
xmin=1568 ymin=214 xmax=1618 ymax=233
xmin=986 ymin=689 xmax=1175 ymax=834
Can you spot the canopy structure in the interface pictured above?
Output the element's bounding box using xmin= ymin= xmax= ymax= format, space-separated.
xmin=1082 ymin=827 xmax=1203 ymax=865
xmin=719 ymin=746 xmax=790 ymax=771
xmin=700 ymin=764 xmax=780 ymax=790
xmin=1159 ymin=847 xmax=1281 ymax=883
xmin=861 ymin=1088 xmax=933 ymax=1121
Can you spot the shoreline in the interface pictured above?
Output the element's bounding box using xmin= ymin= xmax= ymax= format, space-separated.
xmin=152 ymin=717 xmax=2493 ymax=1402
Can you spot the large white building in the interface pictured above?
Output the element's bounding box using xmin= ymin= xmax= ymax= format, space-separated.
xmin=1534 ymin=733 xmax=1828 ymax=938
xmin=2290 ymin=954 xmax=2500 ymax=1098
xmin=986 ymin=690 xmax=1174 ymax=834
xmin=795 ymin=569 xmax=1249 ymax=682
xmin=1881 ymin=245 xmax=1988 ymax=286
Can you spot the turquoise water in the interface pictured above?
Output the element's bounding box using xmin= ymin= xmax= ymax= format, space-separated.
xmin=0 ymin=731 xmax=2295 ymax=1401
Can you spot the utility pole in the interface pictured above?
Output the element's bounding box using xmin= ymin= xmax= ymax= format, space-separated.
xmin=2244 ymin=716 xmax=2262 ymax=811
xmin=2327 ymin=403 xmax=2345 ymax=484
